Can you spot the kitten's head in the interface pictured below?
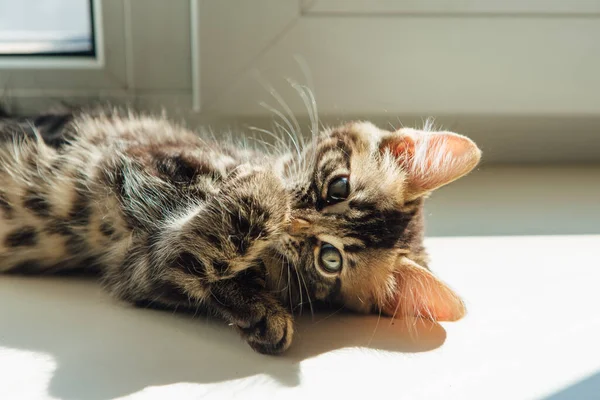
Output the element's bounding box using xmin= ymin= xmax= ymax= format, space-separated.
xmin=270 ymin=121 xmax=481 ymax=322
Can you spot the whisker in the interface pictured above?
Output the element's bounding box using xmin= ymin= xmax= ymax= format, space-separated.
xmin=292 ymin=264 xmax=304 ymax=316
xmin=423 ymin=116 xmax=438 ymax=132
xmin=396 ymin=117 xmax=405 ymax=129
xmin=297 ymin=269 xmax=314 ymax=320
xmin=294 ymin=83 xmax=319 ymax=138
xmin=276 ymin=253 xmax=286 ymax=290
xmin=288 ymin=81 xmax=319 ymax=171
xmin=311 ymin=305 xmax=344 ymax=325
xmin=287 ymin=258 xmax=293 ymax=312
xmin=255 ymin=75 xmax=302 ymax=152
xmin=367 ymin=303 xmax=383 ymax=347
xmin=192 ymin=302 xmax=202 ymax=319
xmin=389 ymin=271 xmax=403 ymax=322
xmin=247 ymin=135 xmax=280 ymax=155
xmin=264 ymin=84 xmax=302 ymax=143
xmin=292 ymin=54 xmax=319 ymax=141
xmin=247 ymin=125 xmax=288 ymax=151
xmin=259 ymin=102 xmax=304 ymax=153
xmin=259 ymin=100 xmax=300 ymax=149
xmin=272 ymin=119 xmax=302 ymax=162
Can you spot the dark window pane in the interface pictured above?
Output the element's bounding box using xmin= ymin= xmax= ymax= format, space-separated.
xmin=0 ymin=0 xmax=94 ymax=56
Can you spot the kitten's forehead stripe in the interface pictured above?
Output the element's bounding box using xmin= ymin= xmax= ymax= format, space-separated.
xmin=312 ymin=135 xmax=357 ymax=210
xmin=316 ymin=138 xmax=352 ymax=165
xmin=343 ymin=244 xmax=365 ymax=253
xmin=318 ymin=157 xmax=348 ymax=184
xmin=329 ymin=128 xmax=363 ymax=147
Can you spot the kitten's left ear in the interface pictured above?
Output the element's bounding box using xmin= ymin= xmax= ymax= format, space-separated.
xmin=383 ymin=258 xmax=466 ymax=322
xmin=381 ymin=128 xmax=481 ymax=199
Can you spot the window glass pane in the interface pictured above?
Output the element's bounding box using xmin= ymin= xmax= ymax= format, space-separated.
xmin=0 ymin=0 xmax=94 ymax=56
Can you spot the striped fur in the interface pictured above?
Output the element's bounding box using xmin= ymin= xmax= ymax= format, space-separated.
xmin=0 ymin=110 xmax=480 ymax=353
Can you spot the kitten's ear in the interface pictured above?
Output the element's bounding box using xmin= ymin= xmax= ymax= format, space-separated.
xmin=383 ymin=258 xmax=466 ymax=322
xmin=381 ymin=129 xmax=481 ymax=199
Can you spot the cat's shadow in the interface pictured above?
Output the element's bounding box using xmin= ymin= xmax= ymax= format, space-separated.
xmin=0 ymin=276 xmax=447 ymax=400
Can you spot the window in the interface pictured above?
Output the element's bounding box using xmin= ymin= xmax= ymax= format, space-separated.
xmin=0 ymin=0 xmax=195 ymax=114
xmin=0 ymin=0 xmax=95 ymax=57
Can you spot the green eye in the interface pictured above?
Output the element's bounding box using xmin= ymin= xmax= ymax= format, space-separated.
xmin=319 ymin=243 xmax=343 ymax=273
xmin=326 ymin=176 xmax=349 ymax=203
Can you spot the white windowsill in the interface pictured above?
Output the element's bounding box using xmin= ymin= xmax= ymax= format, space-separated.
xmin=1 ymin=165 xmax=599 ymax=400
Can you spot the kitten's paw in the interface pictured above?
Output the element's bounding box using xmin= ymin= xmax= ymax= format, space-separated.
xmin=237 ymin=306 xmax=294 ymax=355
xmin=225 ymin=172 xmax=291 ymax=250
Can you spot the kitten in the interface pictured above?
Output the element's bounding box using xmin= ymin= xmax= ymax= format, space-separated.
xmin=0 ymin=108 xmax=481 ymax=354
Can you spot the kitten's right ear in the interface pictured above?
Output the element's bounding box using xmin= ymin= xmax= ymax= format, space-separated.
xmin=380 ymin=128 xmax=481 ymax=199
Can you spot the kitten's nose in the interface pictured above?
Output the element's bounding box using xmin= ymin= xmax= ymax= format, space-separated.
xmin=289 ymin=218 xmax=311 ymax=236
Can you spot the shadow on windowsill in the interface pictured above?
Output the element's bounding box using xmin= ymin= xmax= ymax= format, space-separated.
xmin=0 ymin=276 xmax=446 ymax=400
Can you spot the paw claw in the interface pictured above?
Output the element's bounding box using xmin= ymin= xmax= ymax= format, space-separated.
xmin=237 ymin=309 xmax=293 ymax=354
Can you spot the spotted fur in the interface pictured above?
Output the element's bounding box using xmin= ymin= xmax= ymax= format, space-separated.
xmin=0 ymin=109 xmax=480 ymax=354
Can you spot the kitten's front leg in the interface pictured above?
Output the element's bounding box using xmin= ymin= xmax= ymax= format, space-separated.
xmin=124 ymin=167 xmax=294 ymax=354
xmin=208 ymin=267 xmax=293 ymax=354
xmin=196 ymin=168 xmax=294 ymax=353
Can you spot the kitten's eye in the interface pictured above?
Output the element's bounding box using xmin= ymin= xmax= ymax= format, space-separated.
xmin=326 ymin=176 xmax=350 ymax=203
xmin=319 ymin=243 xmax=343 ymax=273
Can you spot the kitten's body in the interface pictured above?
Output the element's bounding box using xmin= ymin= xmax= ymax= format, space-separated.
xmin=0 ymin=108 xmax=480 ymax=354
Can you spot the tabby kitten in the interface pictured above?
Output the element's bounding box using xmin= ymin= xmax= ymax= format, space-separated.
xmin=0 ymin=109 xmax=480 ymax=354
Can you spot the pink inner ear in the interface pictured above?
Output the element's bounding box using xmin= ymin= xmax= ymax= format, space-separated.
xmin=383 ymin=258 xmax=466 ymax=322
xmin=385 ymin=130 xmax=481 ymax=196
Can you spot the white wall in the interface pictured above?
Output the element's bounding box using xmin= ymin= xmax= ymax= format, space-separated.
xmin=1 ymin=0 xmax=599 ymax=163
